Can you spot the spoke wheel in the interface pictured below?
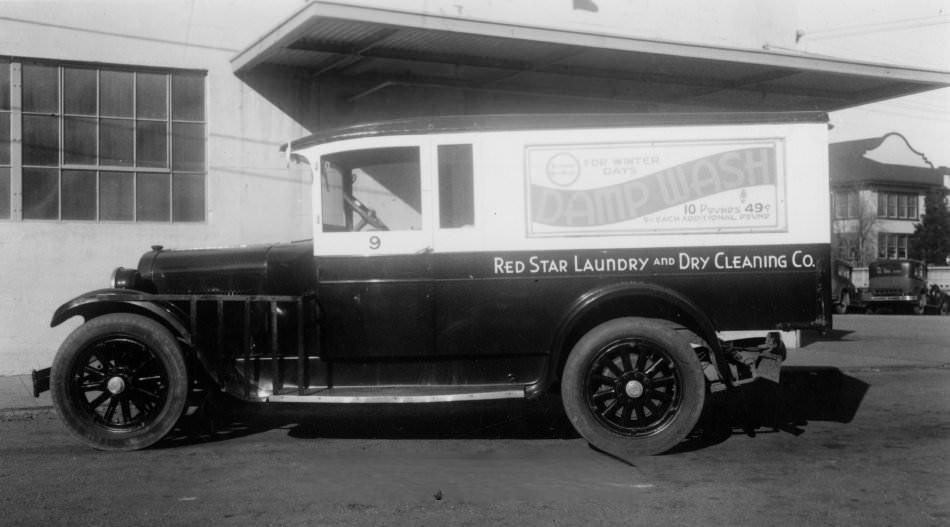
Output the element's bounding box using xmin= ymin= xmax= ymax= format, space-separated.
xmin=69 ymin=337 xmax=168 ymax=431
xmin=562 ymin=317 xmax=705 ymax=457
xmin=52 ymin=314 xmax=188 ymax=451
xmin=585 ymin=338 xmax=681 ymax=437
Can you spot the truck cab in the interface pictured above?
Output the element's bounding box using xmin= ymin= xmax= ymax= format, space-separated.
xmin=35 ymin=113 xmax=833 ymax=456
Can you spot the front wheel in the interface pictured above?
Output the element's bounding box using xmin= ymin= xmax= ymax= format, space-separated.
xmin=51 ymin=314 xmax=189 ymax=451
xmin=561 ymin=317 xmax=705 ymax=457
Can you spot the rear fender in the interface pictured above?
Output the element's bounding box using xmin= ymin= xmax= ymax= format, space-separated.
xmin=537 ymin=282 xmax=727 ymax=394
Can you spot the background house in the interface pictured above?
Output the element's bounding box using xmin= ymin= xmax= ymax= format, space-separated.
xmin=830 ymin=133 xmax=944 ymax=266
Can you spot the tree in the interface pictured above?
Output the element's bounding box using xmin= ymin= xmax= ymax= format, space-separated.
xmin=910 ymin=188 xmax=950 ymax=265
xmin=832 ymin=188 xmax=879 ymax=266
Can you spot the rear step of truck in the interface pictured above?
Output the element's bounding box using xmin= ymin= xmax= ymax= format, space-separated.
xmin=267 ymin=385 xmax=526 ymax=403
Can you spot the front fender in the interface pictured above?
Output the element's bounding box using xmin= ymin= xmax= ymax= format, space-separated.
xmin=51 ymin=288 xmax=192 ymax=345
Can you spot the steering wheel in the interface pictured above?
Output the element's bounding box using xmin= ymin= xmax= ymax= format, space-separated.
xmin=344 ymin=194 xmax=389 ymax=231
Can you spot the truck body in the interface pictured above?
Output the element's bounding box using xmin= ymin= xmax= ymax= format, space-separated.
xmin=35 ymin=112 xmax=833 ymax=455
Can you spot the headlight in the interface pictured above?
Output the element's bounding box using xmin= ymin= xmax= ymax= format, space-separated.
xmin=110 ymin=267 xmax=141 ymax=289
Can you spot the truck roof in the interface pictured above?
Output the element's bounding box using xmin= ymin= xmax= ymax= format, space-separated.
xmin=285 ymin=111 xmax=829 ymax=151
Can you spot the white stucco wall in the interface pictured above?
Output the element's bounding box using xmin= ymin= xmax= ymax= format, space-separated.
xmin=344 ymin=0 xmax=799 ymax=51
xmin=0 ymin=0 xmax=312 ymax=374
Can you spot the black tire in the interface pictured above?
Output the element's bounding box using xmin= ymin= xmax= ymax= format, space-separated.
xmin=51 ymin=313 xmax=189 ymax=451
xmin=940 ymin=300 xmax=950 ymax=316
xmin=561 ymin=317 xmax=706 ymax=457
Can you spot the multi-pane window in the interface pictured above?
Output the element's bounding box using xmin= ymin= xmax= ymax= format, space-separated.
xmin=835 ymin=234 xmax=859 ymax=262
xmin=876 ymin=191 xmax=918 ymax=220
xmin=1 ymin=60 xmax=10 ymax=218
xmin=878 ymin=232 xmax=910 ymax=259
xmin=834 ymin=190 xmax=858 ymax=219
xmin=2 ymin=59 xmax=205 ymax=222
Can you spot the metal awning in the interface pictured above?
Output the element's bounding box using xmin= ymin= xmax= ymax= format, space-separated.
xmin=233 ymin=1 xmax=950 ymax=112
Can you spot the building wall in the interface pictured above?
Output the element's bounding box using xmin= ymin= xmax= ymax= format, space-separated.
xmin=342 ymin=0 xmax=799 ymax=51
xmin=0 ymin=0 xmax=313 ymax=374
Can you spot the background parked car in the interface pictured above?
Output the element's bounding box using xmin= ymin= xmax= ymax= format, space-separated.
xmin=865 ymin=259 xmax=950 ymax=315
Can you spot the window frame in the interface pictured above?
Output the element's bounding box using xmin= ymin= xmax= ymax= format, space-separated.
xmin=877 ymin=232 xmax=911 ymax=259
xmin=834 ymin=190 xmax=859 ymax=220
xmin=835 ymin=234 xmax=859 ymax=262
xmin=437 ymin=143 xmax=475 ymax=229
xmin=313 ymin=138 xmax=434 ymax=257
xmin=0 ymin=60 xmax=10 ymax=219
xmin=1 ymin=58 xmax=206 ymax=223
xmin=876 ymin=191 xmax=919 ymax=221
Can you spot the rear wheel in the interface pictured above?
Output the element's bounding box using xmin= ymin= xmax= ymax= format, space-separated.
xmin=561 ymin=317 xmax=705 ymax=457
xmin=51 ymin=314 xmax=189 ymax=451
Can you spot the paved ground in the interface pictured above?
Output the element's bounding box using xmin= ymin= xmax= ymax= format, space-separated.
xmin=1 ymin=314 xmax=948 ymax=525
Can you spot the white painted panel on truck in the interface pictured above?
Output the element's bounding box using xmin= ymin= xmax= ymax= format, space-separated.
xmin=525 ymin=139 xmax=786 ymax=236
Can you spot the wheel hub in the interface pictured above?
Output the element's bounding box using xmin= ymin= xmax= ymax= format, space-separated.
xmin=624 ymin=379 xmax=645 ymax=399
xmin=106 ymin=376 xmax=127 ymax=395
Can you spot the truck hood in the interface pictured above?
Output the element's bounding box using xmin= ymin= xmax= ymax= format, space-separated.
xmin=137 ymin=242 xmax=315 ymax=295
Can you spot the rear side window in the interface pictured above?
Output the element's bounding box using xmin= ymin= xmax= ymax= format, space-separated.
xmin=438 ymin=144 xmax=474 ymax=229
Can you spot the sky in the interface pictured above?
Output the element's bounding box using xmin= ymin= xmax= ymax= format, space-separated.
xmin=791 ymin=0 xmax=949 ymax=168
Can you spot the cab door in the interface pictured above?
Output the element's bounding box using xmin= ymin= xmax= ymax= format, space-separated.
xmin=312 ymin=142 xmax=435 ymax=362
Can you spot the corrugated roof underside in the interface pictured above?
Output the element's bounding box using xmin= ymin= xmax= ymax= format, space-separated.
xmin=236 ymin=13 xmax=949 ymax=112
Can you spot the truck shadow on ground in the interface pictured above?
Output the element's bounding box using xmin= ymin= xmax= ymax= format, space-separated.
xmin=160 ymin=366 xmax=870 ymax=453
xmin=672 ymin=366 xmax=870 ymax=454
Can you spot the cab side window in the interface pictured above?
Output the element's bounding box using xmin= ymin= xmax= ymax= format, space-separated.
xmin=320 ymin=147 xmax=421 ymax=232
xmin=438 ymin=144 xmax=474 ymax=229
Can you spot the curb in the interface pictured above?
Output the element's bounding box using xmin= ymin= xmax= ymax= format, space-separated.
xmin=0 ymin=406 xmax=55 ymax=419
xmin=783 ymin=362 xmax=950 ymax=374
xmin=829 ymin=364 xmax=950 ymax=375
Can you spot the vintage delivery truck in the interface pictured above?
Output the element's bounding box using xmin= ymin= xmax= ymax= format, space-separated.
xmin=34 ymin=112 xmax=832 ymax=455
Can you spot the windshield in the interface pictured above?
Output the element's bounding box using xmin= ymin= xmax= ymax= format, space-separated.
xmin=869 ymin=261 xmax=915 ymax=278
xmin=319 ymin=147 xmax=421 ymax=232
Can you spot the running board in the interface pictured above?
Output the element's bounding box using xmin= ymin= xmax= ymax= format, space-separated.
xmin=267 ymin=385 xmax=526 ymax=404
